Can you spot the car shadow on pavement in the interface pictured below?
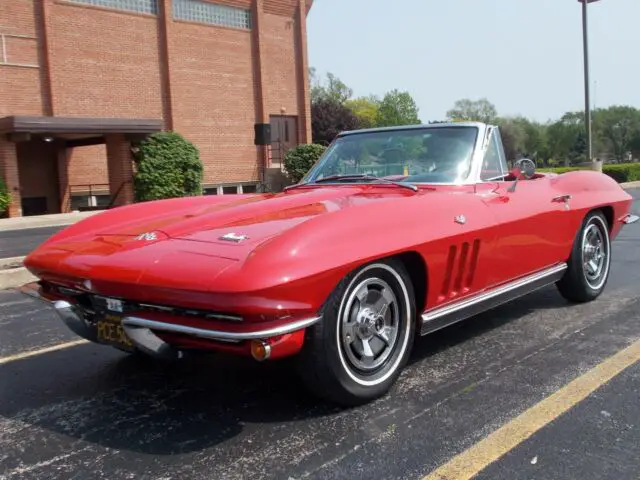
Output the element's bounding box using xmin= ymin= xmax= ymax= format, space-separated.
xmin=0 ymin=287 xmax=570 ymax=457
xmin=407 ymin=285 xmax=571 ymax=365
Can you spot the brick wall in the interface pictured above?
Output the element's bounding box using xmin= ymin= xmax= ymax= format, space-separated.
xmin=46 ymin=2 xmax=164 ymax=119
xmin=169 ymin=20 xmax=260 ymax=185
xmin=1 ymin=0 xmax=313 ymax=215
xmin=67 ymin=145 xmax=109 ymax=188
xmin=262 ymin=13 xmax=299 ymax=120
xmin=0 ymin=0 xmax=46 ymax=117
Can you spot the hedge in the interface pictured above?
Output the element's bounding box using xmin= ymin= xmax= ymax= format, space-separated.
xmin=283 ymin=144 xmax=327 ymax=183
xmin=539 ymin=162 xmax=640 ymax=183
xmin=0 ymin=178 xmax=11 ymax=217
xmin=133 ymin=131 xmax=203 ymax=202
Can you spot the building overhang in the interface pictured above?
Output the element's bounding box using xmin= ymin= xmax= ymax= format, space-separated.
xmin=0 ymin=116 xmax=163 ymax=147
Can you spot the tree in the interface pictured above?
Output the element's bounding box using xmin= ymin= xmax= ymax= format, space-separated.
xmin=311 ymin=98 xmax=361 ymax=145
xmin=593 ymin=106 xmax=640 ymax=161
xmin=495 ymin=117 xmax=527 ymax=162
xmin=309 ymin=69 xmax=353 ymax=105
xmin=376 ymin=89 xmax=420 ymax=127
xmin=133 ymin=131 xmax=203 ymax=202
xmin=345 ymin=96 xmax=380 ymax=128
xmin=447 ymin=98 xmax=498 ymax=123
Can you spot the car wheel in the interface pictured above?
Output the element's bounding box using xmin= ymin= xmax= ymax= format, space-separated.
xmin=557 ymin=210 xmax=611 ymax=303
xmin=297 ymin=258 xmax=416 ymax=406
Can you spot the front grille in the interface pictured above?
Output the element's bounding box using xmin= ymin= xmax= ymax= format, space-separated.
xmin=47 ymin=282 xmax=243 ymax=322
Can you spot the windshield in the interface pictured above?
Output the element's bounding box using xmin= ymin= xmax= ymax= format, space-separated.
xmin=302 ymin=126 xmax=479 ymax=185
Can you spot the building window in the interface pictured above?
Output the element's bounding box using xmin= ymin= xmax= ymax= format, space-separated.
xmin=173 ymin=0 xmax=251 ymax=29
xmin=70 ymin=194 xmax=110 ymax=211
xmin=202 ymin=183 xmax=259 ymax=195
xmin=66 ymin=0 xmax=158 ymax=15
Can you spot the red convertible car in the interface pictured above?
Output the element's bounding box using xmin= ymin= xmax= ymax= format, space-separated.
xmin=20 ymin=122 xmax=637 ymax=405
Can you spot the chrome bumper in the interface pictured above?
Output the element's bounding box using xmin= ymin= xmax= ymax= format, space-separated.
xmin=622 ymin=214 xmax=639 ymax=224
xmin=19 ymin=282 xmax=321 ymax=360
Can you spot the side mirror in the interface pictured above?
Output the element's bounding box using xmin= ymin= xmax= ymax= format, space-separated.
xmin=511 ymin=158 xmax=536 ymax=180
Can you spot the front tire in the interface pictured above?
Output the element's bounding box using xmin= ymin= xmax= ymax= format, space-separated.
xmin=557 ymin=210 xmax=611 ymax=303
xmin=297 ymin=258 xmax=416 ymax=406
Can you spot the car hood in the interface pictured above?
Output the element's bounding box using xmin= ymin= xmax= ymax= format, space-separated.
xmin=93 ymin=186 xmax=419 ymax=254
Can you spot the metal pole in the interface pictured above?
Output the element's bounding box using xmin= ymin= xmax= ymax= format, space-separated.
xmin=581 ymin=0 xmax=594 ymax=168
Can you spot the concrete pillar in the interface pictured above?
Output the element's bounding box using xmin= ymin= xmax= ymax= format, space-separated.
xmin=251 ymin=0 xmax=270 ymax=173
xmin=158 ymin=0 xmax=175 ymax=130
xmin=296 ymin=0 xmax=312 ymax=144
xmin=57 ymin=146 xmax=71 ymax=213
xmin=106 ymin=134 xmax=135 ymax=207
xmin=0 ymin=137 xmax=22 ymax=218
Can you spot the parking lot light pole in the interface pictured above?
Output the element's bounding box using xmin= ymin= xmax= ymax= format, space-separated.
xmin=578 ymin=0 xmax=601 ymax=171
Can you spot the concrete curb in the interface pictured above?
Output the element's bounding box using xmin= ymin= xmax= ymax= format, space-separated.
xmin=0 ymin=267 xmax=36 ymax=290
xmin=0 ymin=211 xmax=100 ymax=232
xmin=0 ymin=256 xmax=34 ymax=290
xmin=620 ymin=181 xmax=640 ymax=189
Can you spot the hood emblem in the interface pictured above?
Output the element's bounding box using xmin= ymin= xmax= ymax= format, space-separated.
xmin=219 ymin=232 xmax=249 ymax=243
xmin=454 ymin=215 xmax=466 ymax=225
xmin=135 ymin=232 xmax=158 ymax=241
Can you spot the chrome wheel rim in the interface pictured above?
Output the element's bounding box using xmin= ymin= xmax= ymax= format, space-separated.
xmin=582 ymin=221 xmax=608 ymax=289
xmin=340 ymin=278 xmax=400 ymax=372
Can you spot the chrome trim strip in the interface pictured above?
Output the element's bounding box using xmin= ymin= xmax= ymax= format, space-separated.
xmin=622 ymin=214 xmax=639 ymax=224
xmin=421 ymin=263 xmax=568 ymax=324
xmin=122 ymin=315 xmax=322 ymax=342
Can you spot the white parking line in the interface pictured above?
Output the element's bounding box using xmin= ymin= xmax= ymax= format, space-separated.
xmin=0 ymin=340 xmax=89 ymax=366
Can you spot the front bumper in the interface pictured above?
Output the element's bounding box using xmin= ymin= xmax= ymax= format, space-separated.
xmin=19 ymin=282 xmax=321 ymax=360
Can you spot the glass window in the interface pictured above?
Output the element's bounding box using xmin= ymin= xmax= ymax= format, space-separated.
xmin=222 ymin=186 xmax=238 ymax=195
xmin=480 ymin=130 xmax=507 ymax=181
xmin=302 ymin=126 xmax=479 ymax=185
xmin=67 ymin=0 xmax=158 ymax=15
xmin=173 ymin=0 xmax=251 ymax=29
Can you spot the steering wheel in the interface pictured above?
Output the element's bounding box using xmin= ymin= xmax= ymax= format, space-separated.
xmin=512 ymin=158 xmax=536 ymax=180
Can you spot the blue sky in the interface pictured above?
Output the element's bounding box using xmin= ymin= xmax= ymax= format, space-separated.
xmin=306 ymin=0 xmax=640 ymax=124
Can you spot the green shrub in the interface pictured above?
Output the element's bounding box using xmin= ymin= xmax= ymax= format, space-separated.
xmin=133 ymin=131 xmax=203 ymax=202
xmin=539 ymin=162 xmax=640 ymax=183
xmin=602 ymin=163 xmax=640 ymax=183
xmin=0 ymin=178 xmax=11 ymax=216
xmin=283 ymin=144 xmax=327 ymax=183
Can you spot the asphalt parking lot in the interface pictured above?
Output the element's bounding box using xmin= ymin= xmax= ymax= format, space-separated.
xmin=1 ymin=191 xmax=639 ymax=480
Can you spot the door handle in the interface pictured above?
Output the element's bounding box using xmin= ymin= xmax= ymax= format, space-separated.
xmin=552 ymin=194 xmax=572 ymax=203
xmin=552 ymin=194 xmax=572 ymax=209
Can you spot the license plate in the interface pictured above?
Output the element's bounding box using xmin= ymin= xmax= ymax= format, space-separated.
xmin=96 ymin=313 xmax=135 ymax=351
xmin=105 ymin=298 xmax=123 ymax=313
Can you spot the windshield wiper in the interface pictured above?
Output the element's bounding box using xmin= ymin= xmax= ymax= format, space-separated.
xmin=286 ymin=174 xmax=418 ymax=192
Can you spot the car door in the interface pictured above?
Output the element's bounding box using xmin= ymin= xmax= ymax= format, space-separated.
xmin=478 ymin=127 xmax=572 ymax=286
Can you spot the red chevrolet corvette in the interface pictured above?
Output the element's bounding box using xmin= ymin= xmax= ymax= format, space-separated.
xmin=20 ymin=122 xmax=637 ymax=405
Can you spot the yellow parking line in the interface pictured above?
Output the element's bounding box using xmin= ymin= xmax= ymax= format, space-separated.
xmin=0 ymin=339 xmax=89 ymax=366
xmin=423 ymin=338 xmax=640 ymax=480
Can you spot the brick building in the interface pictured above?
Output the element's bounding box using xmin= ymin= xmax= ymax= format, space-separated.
xmin=0 ymin=0 xmax=313 ymax=217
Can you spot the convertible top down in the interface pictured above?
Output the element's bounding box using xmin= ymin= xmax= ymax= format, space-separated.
xmin=20 ymin=122 xmax=638 ymax=405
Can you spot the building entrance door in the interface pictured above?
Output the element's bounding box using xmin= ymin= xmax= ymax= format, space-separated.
xmin=269 ymin=115 xmax=298 ymax=166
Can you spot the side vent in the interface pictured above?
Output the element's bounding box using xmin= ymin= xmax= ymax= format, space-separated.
xmin=439 ymin=239 xmax=481 ymax=302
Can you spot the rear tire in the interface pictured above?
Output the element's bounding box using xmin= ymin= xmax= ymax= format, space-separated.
xmin=297 ymin=258 xmax=416 ymax=406
xmin=557 ymin=211 xmax=611 ymax=303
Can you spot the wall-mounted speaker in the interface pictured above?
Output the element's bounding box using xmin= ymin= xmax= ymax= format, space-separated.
xmin=254 ymin=123 xmax=271 ymax=145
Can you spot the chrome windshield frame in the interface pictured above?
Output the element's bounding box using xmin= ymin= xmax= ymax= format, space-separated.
xmin=300 ymin=122 xmax=495 ymax=187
